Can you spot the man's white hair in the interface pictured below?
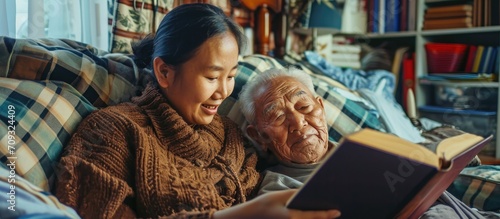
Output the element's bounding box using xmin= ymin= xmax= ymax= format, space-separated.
xmin=238 ymin=67 xmax=316 ymax=125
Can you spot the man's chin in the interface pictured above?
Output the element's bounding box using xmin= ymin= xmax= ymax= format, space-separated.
xmin=291 ymin=150 xmax=326 ymax=164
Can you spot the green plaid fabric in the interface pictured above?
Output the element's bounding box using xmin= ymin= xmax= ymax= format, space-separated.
xmin=0 ymin=78 xmax=96 ymax=191
xmin=0 ymin=36 xmax=140 ymax=108
xmin=219 ymin=54 xmax=383 ymax=143
xmin=447 ymin=165 xmax=500 ymax=212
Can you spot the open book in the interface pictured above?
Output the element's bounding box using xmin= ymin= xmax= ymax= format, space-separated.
xmin=286 ymin=128 xmax=492 ymax=219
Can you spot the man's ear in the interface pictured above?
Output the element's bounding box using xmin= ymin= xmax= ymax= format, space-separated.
xmin=246 ymin=125 xmax=268 ymax=152
xmin=153 ymin=57 xmax=174 ymax=88
xmin=316 ymin=96 xmax=324 ymax=109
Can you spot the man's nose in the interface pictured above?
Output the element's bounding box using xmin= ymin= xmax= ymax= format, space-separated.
xmin=288 ymin=111 xmax=307 ymax=134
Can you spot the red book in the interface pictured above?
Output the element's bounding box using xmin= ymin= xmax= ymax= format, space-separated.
xmin=402 ymin=53 xmax=415 ymax=113
xmin=465 ymin=45 xmax=477 ymax=72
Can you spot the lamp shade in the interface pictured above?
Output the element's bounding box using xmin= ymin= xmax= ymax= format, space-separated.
xmin=300 ymin=0 xmax=342 ymax=33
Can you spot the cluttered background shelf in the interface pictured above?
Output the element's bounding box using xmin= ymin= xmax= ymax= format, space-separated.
xmin=355 ymin=0 xmax=500 ymax=158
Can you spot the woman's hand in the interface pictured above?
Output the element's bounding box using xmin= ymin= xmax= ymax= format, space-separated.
xmin=213 ymin=189 xmax=341 ymax=219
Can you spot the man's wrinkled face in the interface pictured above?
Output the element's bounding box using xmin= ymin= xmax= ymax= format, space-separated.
xmin=249 ymin=76 xmax=329 ymax=164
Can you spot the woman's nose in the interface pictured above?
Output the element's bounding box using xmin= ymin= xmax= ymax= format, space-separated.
xmin=214 ymin=80 xmax=229 ymax=100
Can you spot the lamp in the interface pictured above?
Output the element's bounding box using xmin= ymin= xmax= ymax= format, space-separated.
xmin=295 ymin=0 xmax=341 ymax=51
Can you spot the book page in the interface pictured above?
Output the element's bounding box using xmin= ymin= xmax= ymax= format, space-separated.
xmin=347 ymin=129 xmax=440 ymax=168
xmin=435 ymin=133 xmax=484 ymax=162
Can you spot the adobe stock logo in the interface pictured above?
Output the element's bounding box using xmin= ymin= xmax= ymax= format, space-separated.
xmin=383 ymin=149 xmax=426 ymax=193
xmin=5 ymin=105 xmax=17 ymax=212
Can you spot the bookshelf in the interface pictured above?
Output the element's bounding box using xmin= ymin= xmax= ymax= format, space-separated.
xmin=349 ymin=0 xmax=500 ymax=158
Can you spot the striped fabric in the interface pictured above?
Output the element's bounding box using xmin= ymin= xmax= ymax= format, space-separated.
xmin=219 ymin=54 xmax=383 ymax=144
xmin=447 ymin=165 xmax=500 ymax=212
xmin=0 ymin=36 xmax=140 ymax=108
xmin=0 ymin=78 xmax=96 ymax=191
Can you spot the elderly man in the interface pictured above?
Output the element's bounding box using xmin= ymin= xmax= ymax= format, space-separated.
xmin=238 ymin=67 xmax=496 ymax=219
xmin=238 ymin=67 xmax=333 ymax=194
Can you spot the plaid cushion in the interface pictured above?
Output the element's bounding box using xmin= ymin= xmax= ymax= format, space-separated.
xmin=447 ymin=165 xmax=500 ymax=212
xmin=0 ymin=36 xmax=140 ymax=108
xmin=219 ymin=54 xmax=383 ymax=144
xmin=0 ymin=78 xmax=96 ymax=191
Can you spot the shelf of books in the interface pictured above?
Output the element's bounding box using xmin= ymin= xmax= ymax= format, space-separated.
xmin=357 ymin=0 xmax=500 ymax=158
xmin=365 ymin=0 xmax=499 ymax=35
xmin=417 ymin=0 xmax=500 ymax=158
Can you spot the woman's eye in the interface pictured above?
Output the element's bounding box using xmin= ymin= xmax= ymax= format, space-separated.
xmin=207 ymin=77 xmax=217 ymax=81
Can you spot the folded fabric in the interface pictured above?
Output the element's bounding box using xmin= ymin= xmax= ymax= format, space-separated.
xmin=448 ymin=165 xmax=500 ymax=212
xmin=0 ymin=168 xmax=80 ymax=219
xmin=421 ymin=191 xmax=498 ymax=219
xmin=357 ymin=88 xmax=425 ymax=143
xmin=304 ymin=50 xmax=396 ymax=103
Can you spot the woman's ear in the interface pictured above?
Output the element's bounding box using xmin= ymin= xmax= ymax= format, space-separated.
xmin=153 ymin=57 xmax=173 ymax=88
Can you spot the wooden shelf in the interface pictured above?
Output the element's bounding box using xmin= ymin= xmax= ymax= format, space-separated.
xmin=421 ymin=26 xmax=500 ymax=36
xmin=419 ymin=80 xmax=499 ymax=88
xmin=365 ymin=31 xmax=417 ymax=39
xmin=479 ymin=155 xmax=500 ymax=165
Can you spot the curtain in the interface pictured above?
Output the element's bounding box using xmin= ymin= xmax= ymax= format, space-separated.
xmin=0 ymin=0 xmax=17 ymax=36
xmin=1 ymin=0 xmax=109 ymax=51
xmin=81 ymin=0 xmax=109 ymax=51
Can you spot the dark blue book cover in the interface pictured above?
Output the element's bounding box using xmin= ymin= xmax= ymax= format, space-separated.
xmin=496 ymin=46 xmax=500 ymax=74
xmin=373 ymin=0 xmax=380 ymax=33
xmin=486 ymin=47 xmax=497 ymax=73
xmin=385 ymin=0 xmax=401 ymax=32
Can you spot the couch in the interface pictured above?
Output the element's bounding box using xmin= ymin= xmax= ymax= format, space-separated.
xmin=1 ymin=36 xmax=499 ymax=218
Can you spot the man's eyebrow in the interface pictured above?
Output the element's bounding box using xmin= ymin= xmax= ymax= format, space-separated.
xmin=262 ymin=90 xmax=308 ymax=117
xmin=263 ymin=103 xmax=278 ymax=118
xmin=291 ymin=90 xmax=308 ymax=100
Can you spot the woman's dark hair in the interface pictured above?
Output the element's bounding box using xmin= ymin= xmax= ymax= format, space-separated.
xmin=132 ymin=3 xmax=246 ymax=71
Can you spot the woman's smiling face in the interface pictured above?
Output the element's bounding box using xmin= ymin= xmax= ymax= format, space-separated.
xmin=157 ymin=32 xmax=239 ymax=125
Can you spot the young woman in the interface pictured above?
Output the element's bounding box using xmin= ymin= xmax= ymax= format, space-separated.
xmin=54 ymin=3 xmax=340 ymax=219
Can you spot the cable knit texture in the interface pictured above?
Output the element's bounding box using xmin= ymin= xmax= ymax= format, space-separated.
xmin=54 ymin=84 xmax=260 ymax=219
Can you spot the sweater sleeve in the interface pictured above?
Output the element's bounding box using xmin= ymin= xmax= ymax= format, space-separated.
xmin=54 ymin=109 xmax=136 ymax=219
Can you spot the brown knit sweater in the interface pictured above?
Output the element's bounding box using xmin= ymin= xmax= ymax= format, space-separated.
xmin=54 ymin=85 xmax=260 ymax=219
